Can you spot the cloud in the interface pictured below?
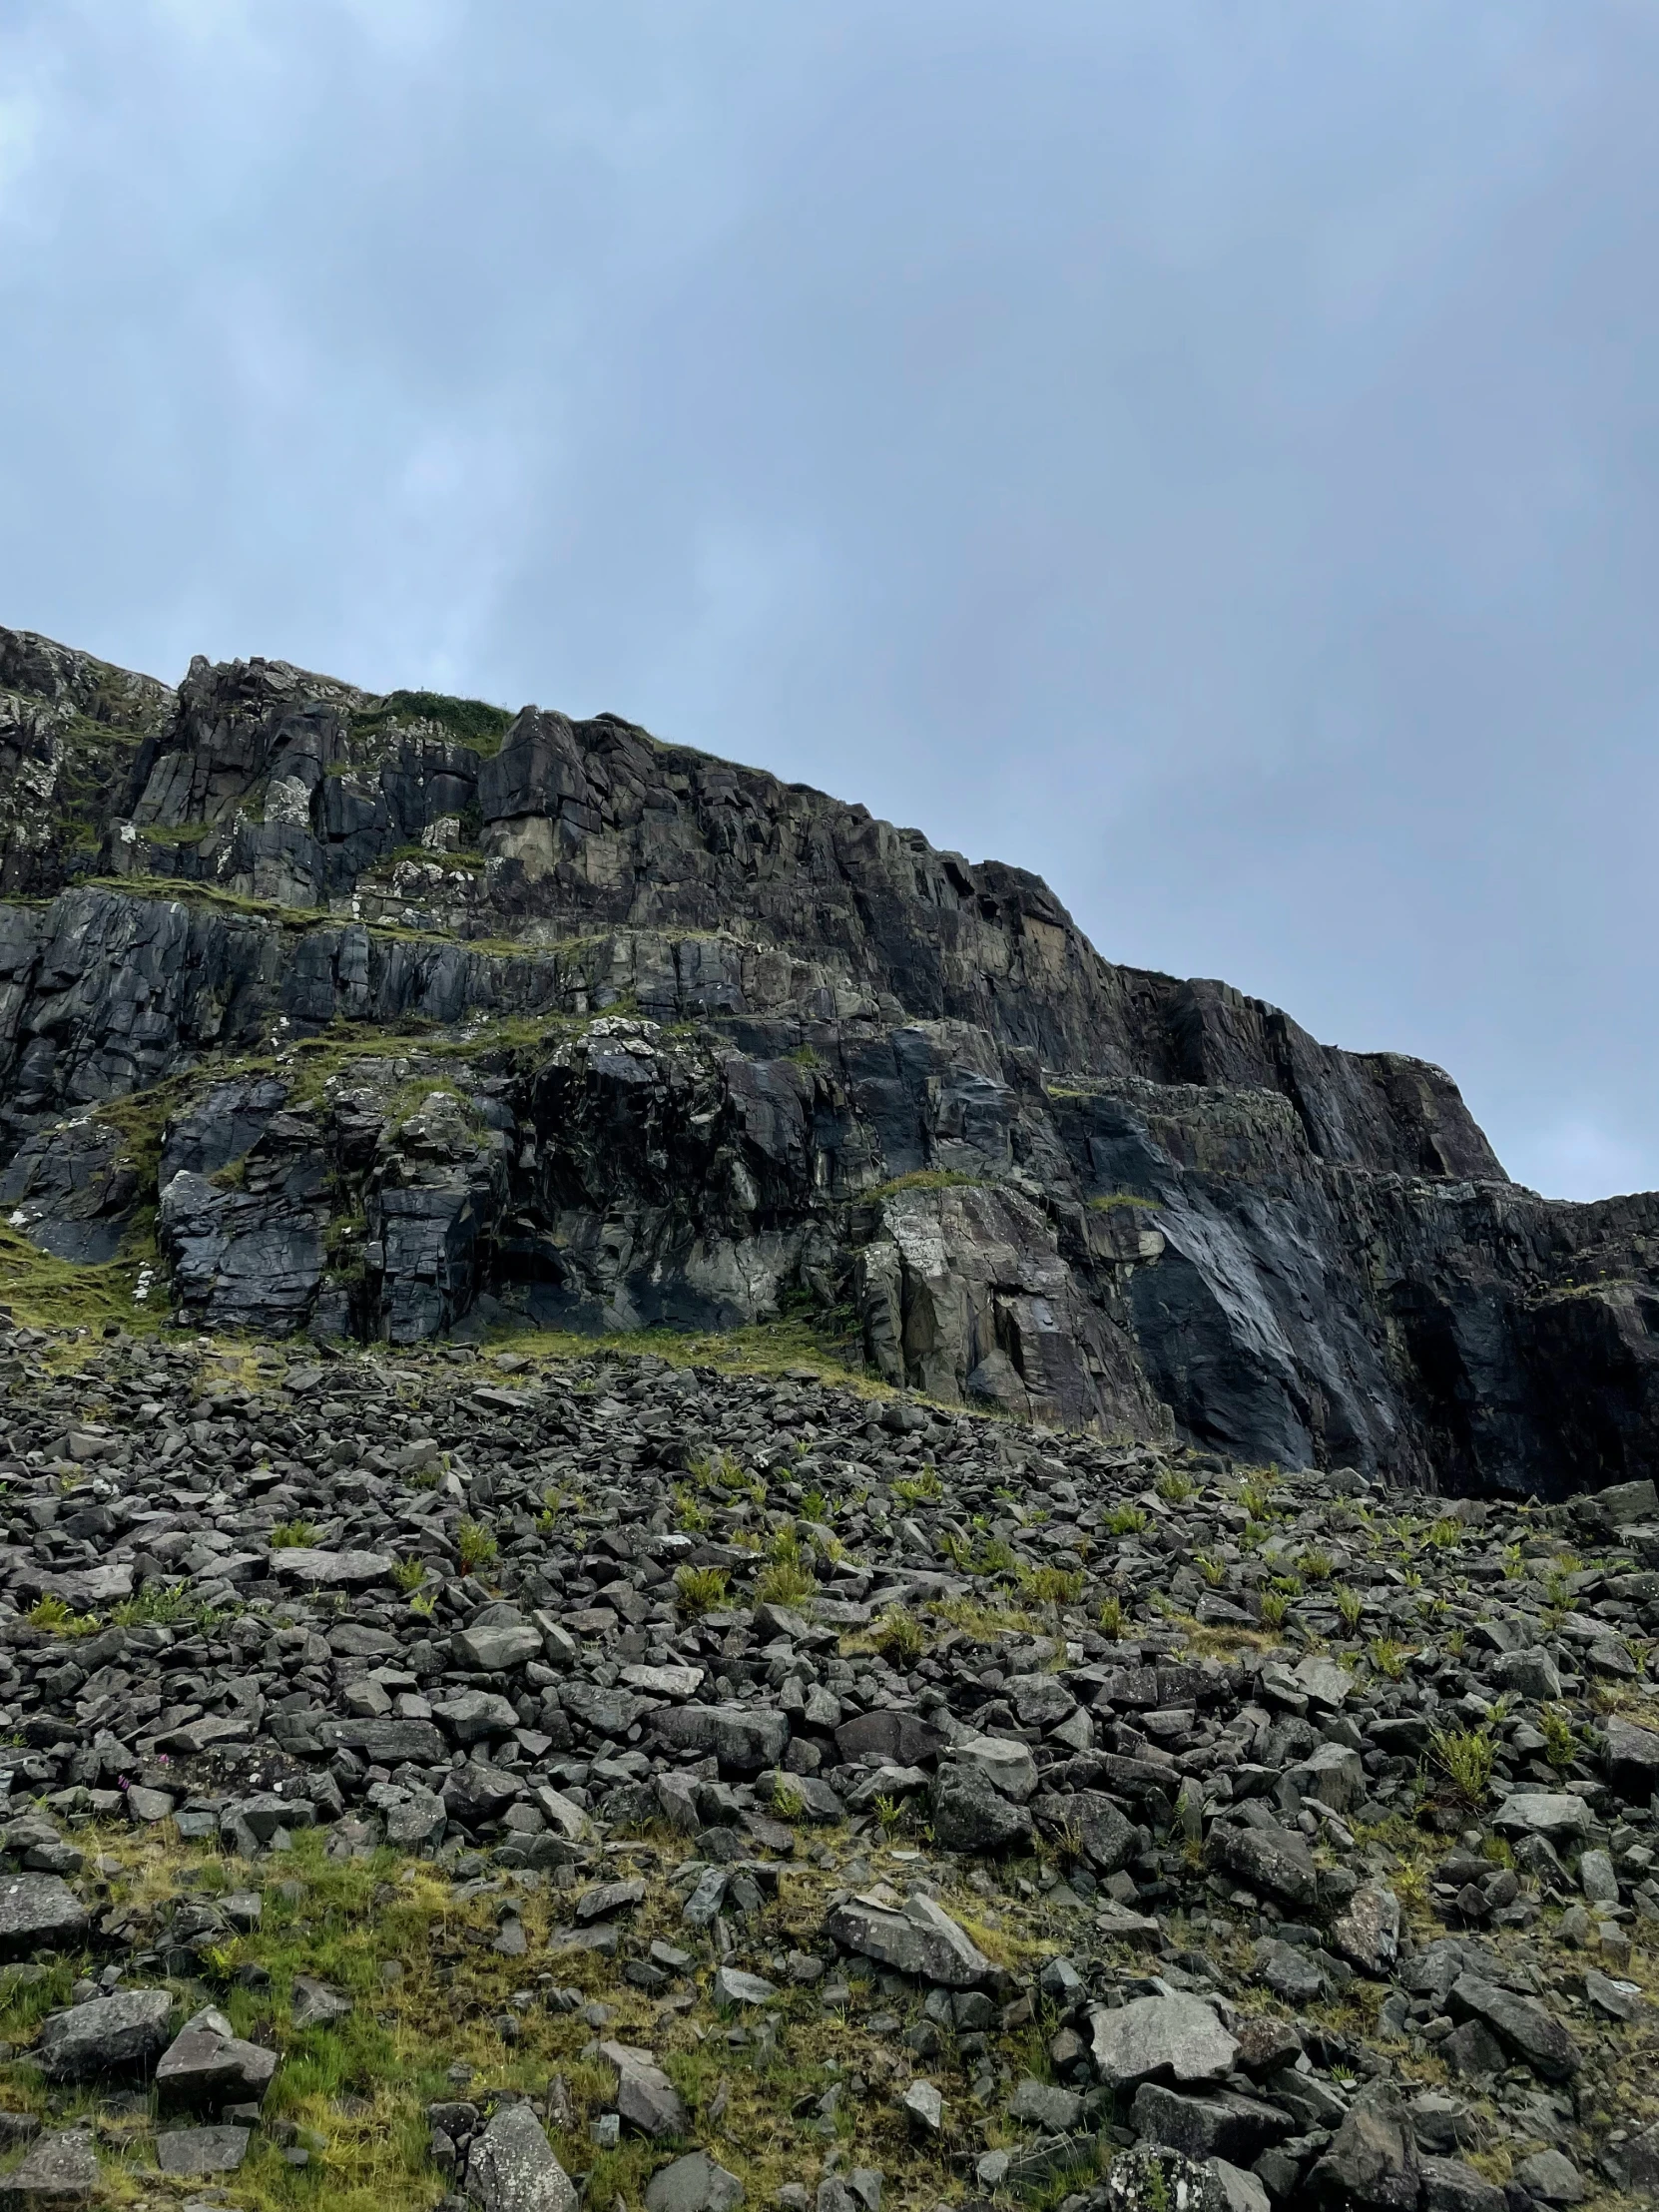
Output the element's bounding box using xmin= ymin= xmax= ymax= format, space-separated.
xmin=1 ymin=0 xmax=1657 ymax=1196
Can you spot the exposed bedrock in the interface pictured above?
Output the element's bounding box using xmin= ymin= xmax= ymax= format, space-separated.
xmin=2 ymin=623 xmax=1655 ymax=1497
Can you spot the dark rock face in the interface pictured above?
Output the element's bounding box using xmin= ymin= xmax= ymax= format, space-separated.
xmin=4 ymin=621 xmax=1659 ymax=1492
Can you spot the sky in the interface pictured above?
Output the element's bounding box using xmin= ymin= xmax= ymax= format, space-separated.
xmin=2 ymin=2 xmax=1656 ymax=1201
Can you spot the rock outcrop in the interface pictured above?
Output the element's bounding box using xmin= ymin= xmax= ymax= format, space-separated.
xmin=4 ymin=622 xmax=1658 ymax=1495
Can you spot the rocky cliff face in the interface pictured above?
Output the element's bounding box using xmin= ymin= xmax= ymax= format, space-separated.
xmin=3 ymin=623 xmax=1656 ymax=1496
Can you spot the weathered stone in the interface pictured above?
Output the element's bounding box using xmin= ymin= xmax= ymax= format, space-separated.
xmin=826 ymin=1892 xmax=992 ymax=1987
xmin=290 ymin=1977 xmax=352 ymax=2029
xmin=644 ymin=2152 xmax=745 ymax=2212
xmin=155 ymin=2010 xmax=278 ymax=2113
xmin=1602 ymin=1715 xmax=1659 ymax=1802
xmin=155 ymin=2126 xmax=250 ymax=2177
xmin=601 ymin=2042 xmax=688 ymax=2139
xmin=466 ymin=2101 xmax=579 ymax=2212
xmin=453 ymin=1623 xmax=544 ymax=1672
xmin=270 ymin=1546 xmax=395 ymax=1588
xmin=36 ymin=1989 xmax=173 ymax=2080
xmin=1417 ymin=2157 xmax=1506 ymax=2212
xmin=0 ymin=2128 xmax=98 ymax=2209
xmin=1491 ymin=1794 xmax=1593 ymax=1845
xmin=1306 ymin=2082 xmax=1418 ymax=2211
xmin=1512 ymin=2149 xmax=1584 ymax=2205
xmin=1447 ymin=1973 xmax=1579 ymax=2080
xmin=652 ymin=1705 xmax=791 ymax=1774
xmin=1207 ymin=1820 xmax=1319 ymax=1909
xmin=931 ymin=1761 xmax=1034 ymax=1853
xmin=1130 ymin=2083 xmax=1292 ymax=2164
xmin=1331 ymin=1883 xmax=1400 ymax=1975
xmin=1088 ymin=1992 xmax=1238 ymax=2091
xmin=0 ymin=1875 xmax=87 ymax=1960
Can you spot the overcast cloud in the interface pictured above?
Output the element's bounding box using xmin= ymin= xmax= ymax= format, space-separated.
xmin=2 ymin=2 xmax=1655 ymax=1199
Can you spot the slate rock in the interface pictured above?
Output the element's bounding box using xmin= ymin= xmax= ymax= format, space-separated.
xmin=826 ymin=1892 xmax=992 ymax=1987
xmin=1306 ymin=2082 xmax=1418 ymax=2211
xmin=36 ymin=1988 xmax=173 ymax=2080
xmin=931 ymin=1761 xmax=1034 ymax=1852
xmin=155 ymin=2010 xmax=278 ymax=2113
xmin=1130 ymin=2082 xmax=1293 ymax=2163
xmin=318 ymin=1717 xmax=448 ymax=1766
xmin=1512 ymin=2149 xmax=1584 ymax=2205
xmin=453 ymin=1623 xmax=544 ymax=1672
xmin=1088 ymin=1992 xmax=1239 ymax=2091
xmin=1602 ymin=1715 xmax=1659 ymax=1801
xmin=947 ymin=1732 xmax=1039 ymax=1803
xmin=270 ymin=1546 xmax=396 ymax=1587
xmin=601 ymin=2042 xmax=689 ymax=2139
xmin=465 ymin=2101 xmax=579 ymax=2212
xmin=1207 ymin=1820 xmax=1319 ymax=1909
xmin=644 ymin=2152 xmax=745 ymax=2212
xmin=1448 ymin=1973 xmax=1579 ymax=2080
xmin=433 ymin=1690 xmax=522 ymax=1744
xmin=0 ymin=2128 xmax=98 ymax=2209
xmin=1491 ymin=1794 xmax=1592 ymax=1844
xmin=1009 ymin=2079 xmax=1085 ymax=2133
xmin=1104 ymin=2147 xmax=1227 ymax=2212
xmin=652 ymin=1704 xmax=791 ymax=1773
xmin=290 ymin=1976 xmax=352 ymax=2029
xmin=832 ymin=1710 xmax=942 ymax=1768
xmin=1331 ymin=1883 xmax=1401 ymax=1975
xmin=1491 ymin=1648 xmax=1561 ymax=1702
xmin=155 ymin=2125 xmax=250 ymax=2177
xmin=0 ymin=1875 xmax=87 ymax=1960
xmin=1418 ymin=2159 xmax=1505 ymax=2212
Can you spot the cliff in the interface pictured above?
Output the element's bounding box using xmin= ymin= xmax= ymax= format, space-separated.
xmin=3 ymin=623 xmax=1655 ymax=1496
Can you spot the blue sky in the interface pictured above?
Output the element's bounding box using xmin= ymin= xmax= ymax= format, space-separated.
xmin=3 ymin=2 xmax=1656 ymax=1198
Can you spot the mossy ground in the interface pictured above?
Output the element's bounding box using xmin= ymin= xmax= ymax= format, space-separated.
xmin=0 ymin=1819 xmax=1076 ymax=2212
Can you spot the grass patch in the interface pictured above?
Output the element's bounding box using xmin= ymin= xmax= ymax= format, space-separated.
xmin=861 ymin=1169 xmax=989 ymax=1203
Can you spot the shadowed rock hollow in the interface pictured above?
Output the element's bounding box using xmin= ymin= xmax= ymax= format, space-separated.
xmin=4 ymin=621 xmax=1658 ymax=1497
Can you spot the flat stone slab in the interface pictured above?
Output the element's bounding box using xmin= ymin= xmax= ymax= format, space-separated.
xmin=0 ymin=1874 xmax=87 ymax=1961
xmin=1492 ymin=1793 xmax=1593 ymax=1843
xmin=1088 ymin=1992 xmax=1239 ymax=2091
xmin=270 ymin=1546 xmax=396 ymax=1588
xmin=0 ymin=2127 xmax=98 ymax=2206
xmin=36 ymin=1989 xmax=173 ymax=2080
xmin=156 ymin=2126 xmax=250 ymax=2177
xmin=826 ymin=1891 xmax=992 ymax=1987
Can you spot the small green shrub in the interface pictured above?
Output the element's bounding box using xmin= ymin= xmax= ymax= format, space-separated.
xmin=870 ymin=1607 xmax=927 ymax=1663
xmin=455 ymin=1519 xmax=499 ymax=1574
xmin=1097 ymin=1594 xmax=1126 ymax=1640
xmin=1019 ymin=1565 xmax=1083 ymax=1608
xmin=1426 ymin=1724 xmax=1496 ymax=1808
xmin=268 ymin=1519 xmax=318 ymax=1550
xmin=1105 ymin=1503 xmax=1147 ymax=1537
xmin=675 ymin=1565 xmax=729 ymax=1616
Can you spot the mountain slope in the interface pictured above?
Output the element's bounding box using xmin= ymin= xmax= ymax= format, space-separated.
xmin=3 ymin=623 xmax=1656 ymax=1496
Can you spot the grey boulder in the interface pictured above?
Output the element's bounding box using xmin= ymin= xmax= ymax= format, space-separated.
xmin=0 ymin=2128 xmax=98 ymax=2209
xmin=644 ymin=2152 xmax=745 ymax=2212
xmin=466 ymin=2101 xmax=579 ymax=2212
xmin=0 ymin=1874 xmax=87 ymax=1960
xmin=1447 ymin=1974 xmax=1578 ymax=2080
xmin=931 ymin=1761 xmax=1034 ymax=1853
xmin=155 ymin=2126 xmax=250 ymax=2177
xmin=36 ymin=1989 xmax=173 ymax=2080
xmin=1088 ymin=1992 xmax=1239 ymax=2092
xmin=826 ymin=1891 xmax=992 ymax=1988
xmin=652 ymin=1704 xmax=791 ymax=1774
